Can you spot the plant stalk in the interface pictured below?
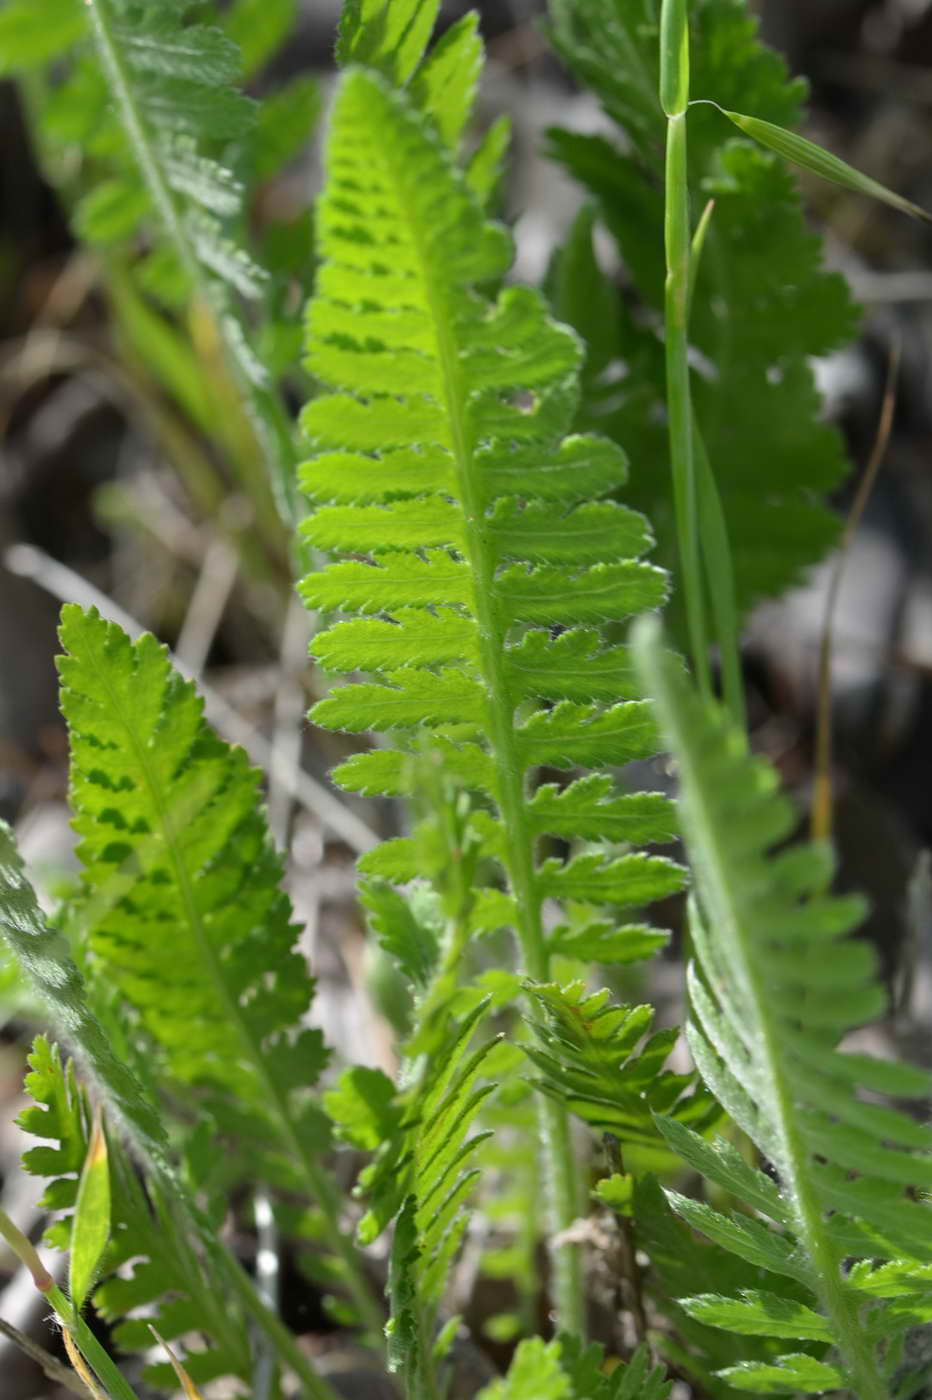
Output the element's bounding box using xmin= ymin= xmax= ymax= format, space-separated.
xmin=660 ymin=0 xmax=712 ymax=699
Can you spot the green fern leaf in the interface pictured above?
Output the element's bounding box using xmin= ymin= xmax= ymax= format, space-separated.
xmin=57 ymin=605 xmax=382 ymax=1336
xmin=536 ymin=851 xmax=683 ymax=904
xmin=524 ymin=981 xmax=717 ymax=1167
xmin=360 ymin=878 xmax=441 ymax=989
xmin=633 ymin=616 xmax=932 ymax=1398
xmin=5 ymin=0 xmax=307 ymax=519
xmin=356 ymin=1002 xmax=497 ymax=1386
xmin=516 ymin=700 xmax=659 ymax=769
xmin=478 ymin=1337 xmax=572 ymax=1399
xmin=314 ymin=611 xmax=480 ymax=673
xmin=505 ymin=629 xmax=637 ymax=702
xmin=0 ymin=822 xmax=165 ymax=1158
xmin=467 ymin=113 xmax=511 ymax=204
xmin=302 ymin=14 xmax=680 ymax=1348
xmin=526 ymin=778 xmax=677 ymax=844
xmin=411 ymin=12 xmax=482 ymax=145
xmin=548 ymin=0 xmax=859 ymax=614
xmin=58 ymin=606 xmax=321 ymax=1107
xmin=717 ymin=1355 xmax=844 ymax=1395
xmin=313 ymin=668 xmax=487 ymax=732
xmin=336 ymin=0 xmax=438 ymax=85
xmin=0 ymin=838 xmax=325 ymax=1392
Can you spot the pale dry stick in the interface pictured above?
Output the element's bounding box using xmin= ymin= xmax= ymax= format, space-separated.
xmin=268 ymin=595 xmax=315 ymax=850
xmin=3 ymin=542 xmax=380 ymax=855
xmin=173 ymin=533 xmax=240 ymax=678
xmin=811 ymin=341 xmax=901 ymax=843
xmin=0 ymin=1315 xmax=92 ymax=1398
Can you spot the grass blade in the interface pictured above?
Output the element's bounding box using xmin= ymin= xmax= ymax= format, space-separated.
xmin=705 ymin=104 xmax=932 ymax=223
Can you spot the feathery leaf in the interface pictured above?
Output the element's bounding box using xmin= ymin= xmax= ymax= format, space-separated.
xmin=57 ymin=605 xmax=381 ymax=1335
xmin=633 ymin=615 xmax=932 ymax=1397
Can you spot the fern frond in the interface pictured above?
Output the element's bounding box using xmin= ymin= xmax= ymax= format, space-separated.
xmin=0 ymin=829 xmax=334 ymax=1397
xmin=3 ymin=0 xmax=304 ymax=520
xmin=302 ymin=29 xmax=683 ymax=1336
xmin=302 ymin=66 xmax=678 ymax=977
xmin=633 ymin=616 xmax=932 ymax=1398
xmin=341 ymin=1001 xmax=497 ymax=1390
xmin=548 ymin=0 xmax=859 ymax=614
xmin=524 ymin=981 xmax=719 ymax=1170
xmin=56 ymin=604 xmax=381 ymax=1336
xmin=0 ymin=822 xmax=166 ymax=1161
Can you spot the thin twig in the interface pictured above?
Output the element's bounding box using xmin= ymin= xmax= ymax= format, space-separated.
xmin=811 ymin=341 xmax=901 ymax=843
xmin=3 ymin=542 xmax=380 ymax=855
xmin=173 ymin=534 xmax=239 ymax=679
xmin=0 ymin=1315 xmax=92 ymax=1398
xmin=268 ymin=595 xmax=314 ymax=849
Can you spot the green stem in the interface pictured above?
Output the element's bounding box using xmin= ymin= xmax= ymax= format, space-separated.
xmin=660 ymin=1 xmax=711 ymax=699
xmin=686 ymin=204 xmax=746 ymax=728
xmin=47 ymin=1286 xmax=141 ymax=1400
xmin=692 ymin=424 xmax=746 ymax=728
xmin=86 ymin=637 xmax=385 ymax=1346
xmin=223 ymin=1255 xmax=343 ymax=1400
xmin=82 ymin=0 xmax=298 ymax=531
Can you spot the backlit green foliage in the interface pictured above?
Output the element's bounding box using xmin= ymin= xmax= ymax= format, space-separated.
xmin=524 ymin=980 xmax=719 ymax=1169
xmin=478 ymin=1335 xmax=672 ymax=1399
xmin=20 ymin=1040 xmax=255 ymax=1391
xmin=2 ymin=2 xmax=930 ymax=1398
xmin=56 ymin=606 xmax=379 ymax=1337
xmin=635 ymin=618 xmax=932 ymax=1398
xmin=297 ymin=11 xmax=689 ymax=1364
xmin=300 ymin=49 xmax=682 ymax=973
xmin=58 ymin=607 xmax=329 ymax=1171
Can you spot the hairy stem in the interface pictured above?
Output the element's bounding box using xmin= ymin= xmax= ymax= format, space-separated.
xmin=48 ymin=1286 xmax=141 ymax=1400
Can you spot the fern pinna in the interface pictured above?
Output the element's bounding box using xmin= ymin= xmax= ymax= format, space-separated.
xmin=299 ymin=23 xmax=685 ymax=1331
xmin=634 ymin=618 xmax=932 ymax=1400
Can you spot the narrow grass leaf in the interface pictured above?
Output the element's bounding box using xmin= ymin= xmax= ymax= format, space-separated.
xmin=717 ymin=106 xmax=932 ymax=223
xmin=69 ymin=1111 xmax=111 ymax=1311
